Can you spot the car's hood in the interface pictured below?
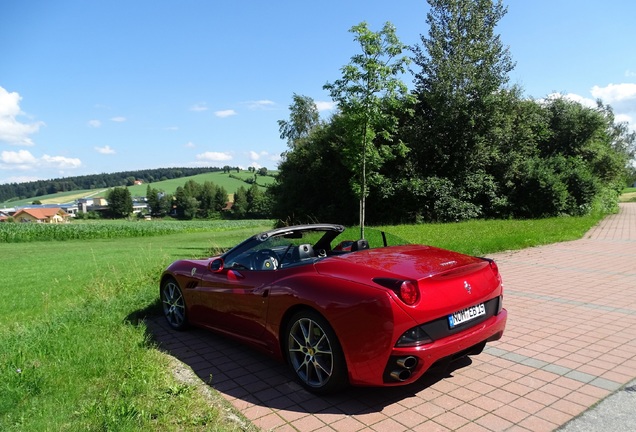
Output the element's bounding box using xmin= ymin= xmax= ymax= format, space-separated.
xmin=318 ymin=245 xmax=482 ymax=280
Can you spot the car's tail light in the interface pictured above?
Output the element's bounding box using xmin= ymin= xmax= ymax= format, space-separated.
xmin=496 ymin=294 xmax=503 ymax=315
xmin=482 ymin=257 xmax=502 ymax=285
xmin=373 ymin=278 xmax=420 ymax=306
xmin=396 ymin=325 xmax=433 ymax=347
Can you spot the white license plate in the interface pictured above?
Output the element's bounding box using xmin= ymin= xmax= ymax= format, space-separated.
xmin=448 ymin=303 xmax=486 ymax=328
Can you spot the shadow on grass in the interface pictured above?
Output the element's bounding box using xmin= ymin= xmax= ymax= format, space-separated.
xmin=138 ymin=313 xmax=473 ymax=415
xmin=125 ymin=298 xmax=162 ymax=327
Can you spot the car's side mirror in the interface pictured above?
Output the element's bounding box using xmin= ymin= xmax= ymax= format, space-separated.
xmin=209 ymin=258 xmax=224 ymax=272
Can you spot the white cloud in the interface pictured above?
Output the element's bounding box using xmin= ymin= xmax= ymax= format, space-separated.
xmin=249 ymin=150 xmax=263 ymax=161
xmin=41 ymin=154 xmax=82 ymax=169
xmin=1 ymin=149 xmax=37 ymax=165
xmin=591 ymin=83 xmax=636 ymax=110
xmin=248 ymin=150 xmax=281 ymax=164
xmin=87 ymin=119 xmax=101 ymax=128
xmin=625 ymin=70 xmax=636 ymax=78
xmin=184 ymin=141 xmax=196 ymax=148
xmin=545 ymin=88 xmax=636 ymax=132
xmin=0 ymin=150 xmax=81 ymax=171
xmin=95 ymin=145 xmax=115 ymax=154
xmin=110 ymin=116 xmax=126 ymax=122
xmin=214 ymin=109 xmax=237 ymax=118
xmin=0 ymin=86 xmax=44 ymax=146
xmin=315 ymin=100 xmax=336 ymax=111
xmin=196 ymin=151 xmax=233 ymax=161
xmin=591 ymin=83 xmax=636 ymax=132
xmin=245 ymin=100 xmax=275 ymax=110
xmin=190 ymin=103 xmax=209 ymax=112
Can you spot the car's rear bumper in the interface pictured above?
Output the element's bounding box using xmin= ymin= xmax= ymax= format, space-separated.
xmin=350 ymin=309 xmax=507 ymax=387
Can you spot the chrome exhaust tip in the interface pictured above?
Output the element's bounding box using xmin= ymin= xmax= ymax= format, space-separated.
xmin=390 ymin=369 xmax=412 ymax=382
xmin=396 ymin=356 xmax=418 ymax=370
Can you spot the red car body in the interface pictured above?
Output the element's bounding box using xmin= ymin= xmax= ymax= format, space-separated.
xmin=160 ymin=224 xmax=507 ymax=393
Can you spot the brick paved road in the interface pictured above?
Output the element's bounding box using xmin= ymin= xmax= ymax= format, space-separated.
xmin=148 ymin=203 xmax=636 ymax=431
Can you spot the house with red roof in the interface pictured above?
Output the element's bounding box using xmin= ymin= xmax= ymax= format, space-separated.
xmin=12 ymin=207 xmax=70 ymax=223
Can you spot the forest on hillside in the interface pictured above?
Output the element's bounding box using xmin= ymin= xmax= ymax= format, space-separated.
xmin=0 ymin=167 xmax=235 ymax=202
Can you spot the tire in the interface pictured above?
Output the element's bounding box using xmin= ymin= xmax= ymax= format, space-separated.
xmin=160 ymin=278 xmax=188 ymax=330
xmin=285 ymin=310 xmax=348 ymax=394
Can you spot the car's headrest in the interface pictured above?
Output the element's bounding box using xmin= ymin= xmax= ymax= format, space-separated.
xmin=351 ymin=239 xmax=369 ymax=251
xmin=295 ymin=243 xmax=315 ymax=260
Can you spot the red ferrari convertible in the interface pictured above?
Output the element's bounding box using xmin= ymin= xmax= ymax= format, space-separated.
xmin=160 ymin=224 xmax=507 ymax=394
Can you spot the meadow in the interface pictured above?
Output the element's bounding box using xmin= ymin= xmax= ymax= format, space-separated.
xmin=0 ymin=213 xmax=607 ymax=431
xmin=2 ymin=170 xmax=276 ymax=207
xmin=620 ymin=187 xmax=636 ymax=202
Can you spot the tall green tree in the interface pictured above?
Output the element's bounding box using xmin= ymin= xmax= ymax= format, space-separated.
xmin=408 ymin=0 xmax=516 ymax=221
xmin=324 ymin=21 xmax=412 ymax=238
xmin=232 ymin=186 xmax=248 ymax=218
xmin=106 ymin=187 xmax=133 ymax=218
xmin=278 ymin=94 xmax=321 ymax=149
xmin=146 ymin=185 xmax=173 ymax=217
xmin=173 ymin=186 xmax=198 ymax=219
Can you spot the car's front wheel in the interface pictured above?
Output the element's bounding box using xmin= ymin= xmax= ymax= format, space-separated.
xmin=161 ymin=278 xmax=187 ymax=330
xmin=285 ymin=310 xmax=348 ymax=394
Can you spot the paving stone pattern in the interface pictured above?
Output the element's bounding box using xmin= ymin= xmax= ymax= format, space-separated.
xmin=147 ymin=203 xmax=636 ymax=431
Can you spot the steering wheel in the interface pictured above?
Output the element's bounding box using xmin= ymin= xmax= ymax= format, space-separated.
xmin=251 ymin=249 xmax=279 ymax=271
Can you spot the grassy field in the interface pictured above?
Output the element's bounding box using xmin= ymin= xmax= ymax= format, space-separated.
xmin=620 ymin=187 xmax=636 ymax=202
xmin=125 ymin=171 xmax=275 ymax=197
xmin=2 ymin=171 xmax=276 ymax=207
xmin=0 ymin=212 xmax=609 ymax=430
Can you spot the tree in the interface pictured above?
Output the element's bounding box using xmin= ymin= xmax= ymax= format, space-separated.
xmin=244 ymin=183 xmax=272 ymax=218
xmin=173 ymin=186 xmax=198 ymax=219
xmin=278 ymin=94 xmax=321 ymax=149
xmin=324 ymin=21 xmax=412 ymax=238
xmin=270 ymin=119 xmax=357 ymax=225
xmin=106 ymin=187 xmax=133 ymax=218
xmin=198 ymin=181 xmax=217 ymax=218
xmin=232 ymin=186 xmax=248 ymax=218
xmin=147 ymin=185 xmax=172 ymax=217
xmin=407 ymin=0 xmax=516 ymax=221
xmin=214 ymin=186 xmax=228 ymax=212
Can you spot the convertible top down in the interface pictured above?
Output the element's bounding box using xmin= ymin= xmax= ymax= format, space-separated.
xmin=160 ymin=224 xmax=507 ymax=393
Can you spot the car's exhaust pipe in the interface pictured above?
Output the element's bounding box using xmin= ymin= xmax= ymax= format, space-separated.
xmin=390 ymin=369 xmax=412 ymax=382
xmin=396 ymin=356 xmax=417 ymax=370
xmin=389 ymin=356 xmax=419 ymax=382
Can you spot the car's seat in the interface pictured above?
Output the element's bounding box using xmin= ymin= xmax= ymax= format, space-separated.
xmin=351 ymin=239 xmax=369 ymax=251
xmin=293 ymin=243 xmax=315 ymax=261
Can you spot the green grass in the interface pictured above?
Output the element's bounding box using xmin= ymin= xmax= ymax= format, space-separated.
xmin=378 ymin=212 xmax=606 ymax=256
xmin=0 ymin=221 xmax=272 ymax=431
xmin=2 ymin=188 xmax=106 ymax=207
xmin=126 ymin=171 xmax=276 ymax=197
xmin=620 ymin=187 xmax=636 ymax=203
xmin=1 ymin=171 xmax=277 ymax=207
xmin=0 ymin=219 xmax=271 ymax=243
xmin=0 ymin=213 xmax=609 ymax=430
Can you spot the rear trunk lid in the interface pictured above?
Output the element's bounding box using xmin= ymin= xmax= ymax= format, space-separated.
xmin=317 ymin=245 xmax=502 ymax=322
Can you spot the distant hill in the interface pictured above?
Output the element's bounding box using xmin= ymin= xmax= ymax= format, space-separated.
xmin=0 ymin=167 xmax=276 ymax=206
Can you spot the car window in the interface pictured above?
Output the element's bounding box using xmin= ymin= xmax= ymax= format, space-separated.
xmin=224 ymin=231 xmax=330 ymax=271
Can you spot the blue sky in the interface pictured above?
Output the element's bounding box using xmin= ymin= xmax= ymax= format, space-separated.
xmin=1 ymin=0 xmax=635 ymax=185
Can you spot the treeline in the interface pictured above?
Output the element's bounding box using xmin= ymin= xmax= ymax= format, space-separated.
xmin=145 ymin=180 xmax=270 ymax=220
xmin=0 ymin=167 xmax=229 ymax=202
xmin=269 ymin=1 xmax=635 ymax=226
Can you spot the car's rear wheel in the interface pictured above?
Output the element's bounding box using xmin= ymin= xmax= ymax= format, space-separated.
xmin=161 ymin=278 xmax=187 ymax=330
xmin=285 ymin=310 xmax=348 ymax=394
